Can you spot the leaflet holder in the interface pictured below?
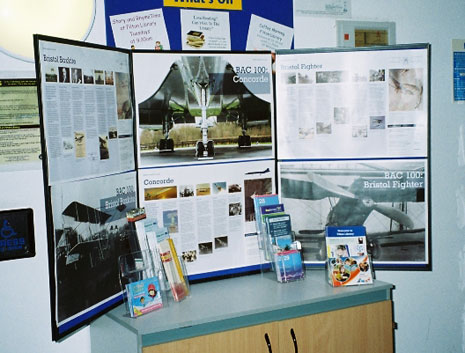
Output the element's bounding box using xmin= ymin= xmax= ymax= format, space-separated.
xmin=118 ymin=249 xmax=168 ymax=317
xmin=258 ymin=228 xmax=305 ymax=283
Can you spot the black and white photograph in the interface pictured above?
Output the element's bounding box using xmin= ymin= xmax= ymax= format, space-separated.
xmin=279 ymin=160 xmax=429 ymax=267
xmin=71 ymin=68 xmax=82 ymax=84
xmin=59 ymin=67 xmax=70 ymax=83
xmin=50 ymin=172 xmax=138 ymax=327
xmin=389 ymin=68 xmax=424 ymax=111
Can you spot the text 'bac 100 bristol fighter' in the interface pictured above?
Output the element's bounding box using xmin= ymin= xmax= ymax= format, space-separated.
xmin=138 ymin=55 xmax=272 ymax=159
xmin=280 ymin=165 xmax=426 ymax=262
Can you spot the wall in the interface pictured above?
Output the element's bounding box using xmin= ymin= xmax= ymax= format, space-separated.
xmin=0 ymin=1 xmax=464 ymax=352
xmin=296 ymin=1 xmax=465 ymax=352
xmin=0 ymin=1 xmax=105 ymax=352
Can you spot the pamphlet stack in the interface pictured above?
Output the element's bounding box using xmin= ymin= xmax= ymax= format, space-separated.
xmin=253 ymin=194 xmax=304 ymax=283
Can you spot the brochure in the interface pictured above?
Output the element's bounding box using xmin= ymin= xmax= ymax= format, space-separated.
xmin=265 ymin=213 xmax=293 ymax=251
xmin=126 ymin=207 xmax=148 ymax=253
xmin=126 ymin=276 xmax=163 ymax=317
xmin=253 ymin=194 xmax=280 ymax=234
xmin=156 ymin=228 xmax=189 ymax=301
xmin=325 ymin=226 xmax=373 ymax=286
xmin=274 ymin=249 xmax=304 ymax=283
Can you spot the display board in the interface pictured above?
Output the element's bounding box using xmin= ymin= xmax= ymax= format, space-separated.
xmin=275 ymin=44 xmax=431 ymax=270
xmin=104 ymin=0 xmax=294 ymax=51
xmin=34 ymin=35 xmax=139 ymax=340
xmin=34 ymin=35 xmax=275 ymax=339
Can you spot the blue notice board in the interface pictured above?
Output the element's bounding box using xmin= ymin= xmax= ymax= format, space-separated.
xmin=104 ymin=0 xmax=293 ymax=50
xmin=454 ymin=51 xmax=465 ymax=102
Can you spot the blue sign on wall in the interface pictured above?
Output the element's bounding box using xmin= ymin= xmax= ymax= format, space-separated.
xmin=0 ymin=208 xmax=35 ymax=261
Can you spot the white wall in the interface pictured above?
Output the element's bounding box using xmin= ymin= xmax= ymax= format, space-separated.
xmin=295 ymin=1 xmax=465 ymax=352
xmin=1 ymin=1 xmax=464 ymax=352
xmin=0 ymin=1 xmax=105 ymax=352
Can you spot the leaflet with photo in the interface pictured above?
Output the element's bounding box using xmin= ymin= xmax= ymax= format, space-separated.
xmin=265 ymin=213 xmax=293 ymax=250
xmin=274 ymin=248 xmax=304 ymax=283
xmin=126 ymin=276 xmax=163 ymax=317
xmin=325 ymin=226 xmax=373 ymax=286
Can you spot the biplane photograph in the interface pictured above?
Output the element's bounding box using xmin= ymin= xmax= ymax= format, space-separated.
xmin=279 ymin=160 xmax=428 ymax=266
xmin=51 ymin=174 xmax=138 ymax=324
xmin=134 ymin=53 xmax=273 ymax=165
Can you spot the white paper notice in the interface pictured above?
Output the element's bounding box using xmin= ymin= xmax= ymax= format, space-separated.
xmin=110 ymin=9 xmax=170 ymax=50
xmin=246 ymin=15 xmax=294 ymax=51
xmin=294 ymin=0 xmax=351 ymax=17
xmin=180 ymin=9 xmax=231 ymax=51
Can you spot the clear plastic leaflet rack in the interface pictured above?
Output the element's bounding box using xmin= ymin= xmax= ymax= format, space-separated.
xmin=253 ymin=194 xmax=305 ymax=283
xmin=118 ymin=249 xmax=168 ymax=318
xmin=118 ymin=247 xmax=190 ymax=318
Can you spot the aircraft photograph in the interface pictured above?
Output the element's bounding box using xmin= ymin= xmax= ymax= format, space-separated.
xmin=279 ymin=160 xmax=428 ymax=267
xmin=134 ymin=53 xmax=273 ymax=166
xmin=51 ymin=173 xmax=138 ymax=323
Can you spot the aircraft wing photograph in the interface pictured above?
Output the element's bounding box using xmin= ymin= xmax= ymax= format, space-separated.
xmin=50 ymin=173 xmax=138 ymax=324
xmin=134 ymin=53 xmax=273 ymax=164
xmin=279 ymin=160 xmax=428 ymax=265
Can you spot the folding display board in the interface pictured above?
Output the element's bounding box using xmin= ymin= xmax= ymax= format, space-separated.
xmin=34 ymin=35 xmax=139 ymax=340
xmin=34 ymin=34 xmax=430 ymax=341
xmin=34 ymin=34 xmax=275 ymax=340
xmin=275 ymin=44 xmax=431 ymax=270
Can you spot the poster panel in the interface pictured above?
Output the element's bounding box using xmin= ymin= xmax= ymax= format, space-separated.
xmin=138 ymin=159 xmax=275 ymax=280
xmin=0 ymin=79 xmax=41 ymax=171
xmin=132 ymin=51 xmax=274 ymax=168
xmin=35 ymin=36 xmax=135 ymax=185
xmin=275 ymin=45 xmax=430 ymax=160
xmin=50 ymin=171 xmax=138 ymax=338
xmin=278 ymin=159 xmax=429 ymax=269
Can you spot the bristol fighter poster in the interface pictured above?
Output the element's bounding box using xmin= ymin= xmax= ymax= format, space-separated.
xmin=279 ymin=160 xmax=429 ymax=268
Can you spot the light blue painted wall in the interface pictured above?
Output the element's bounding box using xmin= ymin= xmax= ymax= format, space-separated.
xmin=1 ymin=1 xmax=464 ymax=352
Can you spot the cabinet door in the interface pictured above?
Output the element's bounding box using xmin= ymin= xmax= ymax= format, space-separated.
xmin=143 ymin=321 xmax=279 ymax=353
xmin=278 ymin=301 xmax=393 ymax=353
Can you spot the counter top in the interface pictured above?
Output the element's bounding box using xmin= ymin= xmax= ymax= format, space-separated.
xmin=101 ymin=270 xmax=393 ymax=348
